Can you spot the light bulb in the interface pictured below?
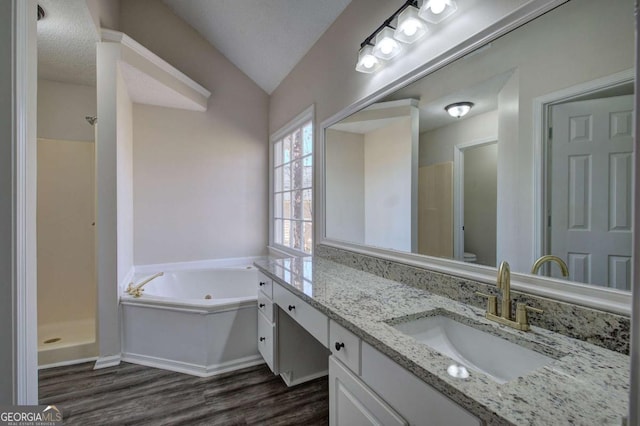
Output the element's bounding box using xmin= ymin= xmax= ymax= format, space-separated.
xmin=355 ymin=45 xmax=381 ymax=73
xmin=430 ymin=0 xmax=447 ymax=14
xmin=394 ymin=6 xmax=428 ymax=44
xmin=379 ymin=38 xmax=395 ymax=55
xmin=362 ymin=55 xmax=376 ymax=69
xmin=372 ymin=27 xmax=402 ymax=60
xmin=401 ymin=19 xmax=420 ymax=36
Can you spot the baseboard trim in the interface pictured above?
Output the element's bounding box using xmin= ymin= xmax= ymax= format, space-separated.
xmin=121 ymin=352 xmax=265 ymax=377
xmin=93 ymin=354 xmax=122 ymax=370
xmin=280 ymin=369 xmax=329 ymax=387
xmin=39 ymin=356 xmax=99 ymax=370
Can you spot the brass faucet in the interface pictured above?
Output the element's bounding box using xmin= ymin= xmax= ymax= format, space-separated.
xmin=125 ymin=272 xmax=164 ymax=298
xmin=531 ymin=255 xmax=569 ymax=278
xmin=476 ymin=261 xmax=543 ymax=331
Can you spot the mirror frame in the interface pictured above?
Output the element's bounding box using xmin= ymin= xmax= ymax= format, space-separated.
xmin=317 ymin=0 xmax=632 ymax=315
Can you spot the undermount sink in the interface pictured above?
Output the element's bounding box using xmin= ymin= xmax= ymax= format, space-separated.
xmin=390 ymin=313 xmax=561 ymax=384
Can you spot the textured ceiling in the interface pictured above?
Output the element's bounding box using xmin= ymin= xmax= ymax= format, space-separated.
xmin=163 ymin=0 xmax=352 ymax=94
xmin=37 ymin=0 xmax=97 ymax=87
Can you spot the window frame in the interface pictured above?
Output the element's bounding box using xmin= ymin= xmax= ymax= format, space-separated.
xmin=269 ymin=105 xmax=314 ymax=257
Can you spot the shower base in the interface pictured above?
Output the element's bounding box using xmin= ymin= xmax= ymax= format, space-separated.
xmin=38 ymin=318 xmax=98 ymax=368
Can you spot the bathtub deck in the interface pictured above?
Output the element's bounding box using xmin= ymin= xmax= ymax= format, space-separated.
xmin=39 ymin=362 xmax=328 ymax=425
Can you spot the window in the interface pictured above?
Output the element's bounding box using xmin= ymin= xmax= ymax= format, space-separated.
xmin=271 ymin=107 xmax=313 ymax=255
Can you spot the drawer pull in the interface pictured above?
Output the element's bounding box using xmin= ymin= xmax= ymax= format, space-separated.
xmin=259 ymin=281 xmax=266 ymax=287
xmin=259 ymin=337 xmax=266 ymax=342
xmin=335 ymin=342 xmax=345 ymax=351
xmin=288 ymin=305 xmax=296 ymax=311
xmin=259 ymin=303 xmax=265 ymax=308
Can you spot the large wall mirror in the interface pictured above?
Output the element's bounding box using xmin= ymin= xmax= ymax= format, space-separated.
xmin=324 ymin=0 xmax=634 ymax=298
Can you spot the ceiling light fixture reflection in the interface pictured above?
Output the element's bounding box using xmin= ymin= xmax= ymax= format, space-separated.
xmin=419 ymin=0 xmax=458 ymax=24
xmin=445 ymin=102 xmax=474 ymax=118
xmin=447 ymin=364 xmax=470 ymax=379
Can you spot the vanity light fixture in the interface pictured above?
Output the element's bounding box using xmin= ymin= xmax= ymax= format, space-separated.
xmin=419 ymin=0 xmax=458 ymax=24
xmin=355 ymin=0 xmax=458 ymax=74
xmin=445 ymin=102 xmax=474 ymax=118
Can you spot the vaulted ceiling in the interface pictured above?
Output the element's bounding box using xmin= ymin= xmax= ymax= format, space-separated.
xmin=37 ymin=0 xmax=352 ymax=93
xmin=162 ymin=0 xmax=352 ymax=94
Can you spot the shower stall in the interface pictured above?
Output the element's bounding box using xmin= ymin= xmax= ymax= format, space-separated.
xmin=37 ymin=114 xmax=98 ymax=367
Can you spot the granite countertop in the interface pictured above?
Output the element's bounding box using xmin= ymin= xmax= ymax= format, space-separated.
xmin=254 ymin=256 xmax=630 ymax=426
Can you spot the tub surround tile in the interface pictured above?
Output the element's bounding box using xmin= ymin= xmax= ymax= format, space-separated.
xmin=254 ymin=256 xmax=629 ymax=426
xmin=315 ymin=245 xmax=630 ymax=354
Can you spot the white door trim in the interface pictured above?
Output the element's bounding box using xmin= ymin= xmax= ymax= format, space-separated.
xmin=629 ymin=7 xmax=640 ymax=423
xmin=14 ymin=0 xmax=39 ymax=404
xmin=453 ymin=137 xmax=497 ymax=261
xmin=532 ymin=69 xmax=635 ymax=263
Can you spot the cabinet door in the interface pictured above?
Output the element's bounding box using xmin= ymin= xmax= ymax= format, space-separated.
xmin=361 ymin=343 xmax=480 ymax=426
xmin=257 ymin=310 xmax=277 ymax=374
xmin=330 ymin=356 xmax=407 ymax=426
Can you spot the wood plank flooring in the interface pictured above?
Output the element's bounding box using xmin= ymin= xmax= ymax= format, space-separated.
xmin=39 ymin=362 xmax=329 ymax=425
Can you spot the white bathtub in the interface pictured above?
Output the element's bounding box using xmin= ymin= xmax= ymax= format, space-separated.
xmin=120 ymin=266 xmax=262 ymax=377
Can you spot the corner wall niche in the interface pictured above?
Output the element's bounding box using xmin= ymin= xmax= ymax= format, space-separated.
xmin=101 ymin=29 xmax=211 ymax=111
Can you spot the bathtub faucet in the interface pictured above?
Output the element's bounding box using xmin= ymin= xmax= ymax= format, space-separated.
xmin=125 ymin=272 xmax=164 ymax=298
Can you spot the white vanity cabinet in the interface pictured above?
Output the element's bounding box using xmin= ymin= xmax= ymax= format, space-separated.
xmin=258 ymin=274 xmax=482 ymax=425
xmin=328 ymin=319 xmax=480 ymax=426
xmin=257 ymin=274 xmax=329 ymax=386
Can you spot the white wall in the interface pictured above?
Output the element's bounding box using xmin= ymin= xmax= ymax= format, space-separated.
xmin=325 ymin=129 xmax=365 ymax=244
xmin=86 ymin=0 xmax=119 ymax=35
xmin=96 ymin=42 xmax=121 ymax=360
xmin=496 ymin=71 xmax=520 ymax=269
xmin=116 ymin=69 xmax=134 ymax=284
xmin=37 ymin=79 xmax=96 ymax=141
xmin=419 ymin=110 xmax=498 ymax=167
xmin=119 ymin=0 xmax=269 ymax=265
xmin=6 ymin=0 xmax=38 ymax=403
xmin=364 ymin=117 xmax=415 ymax=252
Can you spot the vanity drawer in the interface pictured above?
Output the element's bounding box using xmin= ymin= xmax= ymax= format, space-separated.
xmin=330 ymin=320 xmax=361 ymax=375
xmin=257 ymin=291 xmax=274 ymax=322
xmin=258 ymin=309 xmax=276 ymax=373
xmin=274 ymin=284 xmax=329 ymax=348
xmin=257 ymin=272 xmax=273 ymax=299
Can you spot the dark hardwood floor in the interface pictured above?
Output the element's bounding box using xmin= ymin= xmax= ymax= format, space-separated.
xmin=39 ymin=362 xmax=329 ymax=425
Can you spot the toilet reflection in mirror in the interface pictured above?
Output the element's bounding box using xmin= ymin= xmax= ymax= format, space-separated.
xmin=324 ymin=0 xmax=634 ymax=293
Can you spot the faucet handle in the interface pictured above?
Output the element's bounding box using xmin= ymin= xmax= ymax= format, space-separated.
xmin=516 ymin=303 xmax=544 ymax=330
xmin=475 ymin=292 xmax=498 ymax=316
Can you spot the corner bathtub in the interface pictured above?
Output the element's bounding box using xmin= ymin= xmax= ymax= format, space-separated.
xmin=120 ymin=267 xmax=262 ymax=377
